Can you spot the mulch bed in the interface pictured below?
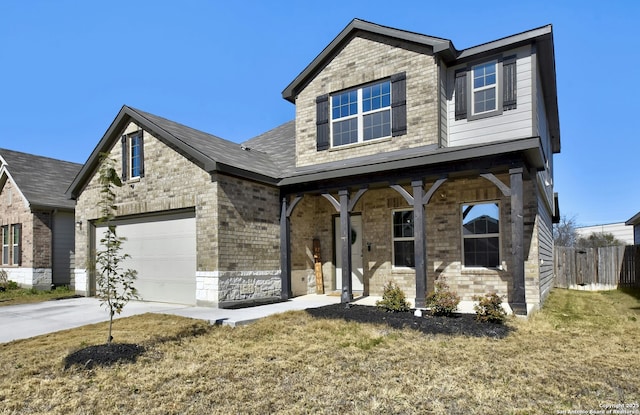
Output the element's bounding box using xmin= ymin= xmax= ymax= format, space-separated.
xmin=64 ymin=303 xmax=511 ymax=370
xmin=306 ymin=303 xmax=513 ymax=338
xmin=64 ymin=343 xmax=146 ymax=370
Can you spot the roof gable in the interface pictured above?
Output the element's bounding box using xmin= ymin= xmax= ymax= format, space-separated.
xmin=282 ymin=18 xmax=455 ymax=103
xmin=0 ymin=148 xmax=81 ymax=210
xmin=68 ymin=106 xmax=282 ymax=199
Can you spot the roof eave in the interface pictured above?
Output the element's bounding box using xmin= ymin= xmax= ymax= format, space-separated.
xmin=626 ymin=211 xmax=640 ymax=226
xmin=216 ymin=163 xmax=279 ymax=186
xmin=278 ymin=137 xmax=545 ymax=187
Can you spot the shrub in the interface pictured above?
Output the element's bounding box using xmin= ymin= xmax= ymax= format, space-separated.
xmin=0 ymin=270 xmax=6 ymax=292
xmin=426 ymin=280 xmax=460 ymax=316
xmin=376 ymin=281 xmax=411 ymax=312
xmin=474 ymin=292 xmax=507 ymax=324
xmin=0 ymin=271 xmax=18 ymax=292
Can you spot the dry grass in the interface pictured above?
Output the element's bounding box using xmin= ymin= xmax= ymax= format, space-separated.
xmin=0 ymin=289 xmax=639 ymax=414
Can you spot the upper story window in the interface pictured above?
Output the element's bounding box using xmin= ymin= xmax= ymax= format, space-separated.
xmin=392 ymin=209 xmax=414 ymax=268
xmin=462 ymin=203 xmax=500 ymax=268
xmin=129 ymin=133 xmax=142 ymax=179
xmin=315 ymin=72 xmax=406 ymax=151
xmin=472 ymin=61 xmax=497 ymax=115
xmin=331 ymin=80 xmax=391 ymax=147
xmin=121 ymin=130 xmax=145 ymax=181
xmin=455 ymin=55 xmax=517 ymax=121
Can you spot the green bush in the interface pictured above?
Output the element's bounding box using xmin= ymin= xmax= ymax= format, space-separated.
xmin=426 ymin=280 xmax=460 ymax=316
xmin=376 ymin=281 xmax=411 ymax=312
xmin=474 ymin=292 xmax=507 ymax=324
xmin=0 ymin=270 xmax=18 ymax=291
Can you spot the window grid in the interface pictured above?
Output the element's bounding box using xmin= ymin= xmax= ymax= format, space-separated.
xmin=11 ymin=224 xmax=20 ymax=266
xmin=331 ymin=80 xmax=391 ymax=147
xmin=472 ymin=61 xmax=497 ymax=114
xmin=392 ymin=209 xmax=415 ymax=268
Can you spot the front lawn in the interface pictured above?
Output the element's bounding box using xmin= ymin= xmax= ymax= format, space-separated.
xmin=0 ymin=289 xmax=638 ymax=414
xmin=0 ymin=285 xmax=78 ymax=306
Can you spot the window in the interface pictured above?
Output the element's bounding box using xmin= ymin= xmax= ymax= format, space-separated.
xmin=462 ymin=203 xmax=500 ymax=268
xmin=121 ymin=130 xmax=144 ymax=181
xmin=392 ymin=210 xmax=414 ymax=268
xmin=130 ymin=133 xmax=142 ymax=178
xmin=315 ymin=72 xmax=406 ymax=151
xmin=454 ymin=55 xmax=517 ymax=121
xmin=1 ymin=226 xmax=8 ymax=265
xmin=472 ymin=61 xmax=497 ymax=114
xmin=331 ymin=80 xmax=391 ymax=146
xmin=11 ymin=224 xmax=20 ymax=266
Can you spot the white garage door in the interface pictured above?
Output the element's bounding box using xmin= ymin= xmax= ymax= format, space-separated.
xmin=95 ymin=211 xmax=196 ymax=305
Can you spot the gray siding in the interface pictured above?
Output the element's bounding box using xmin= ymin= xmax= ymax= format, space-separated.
xmin=439 ymin=60 xmax=448 ymax=147
xmin=538 ymin=193 xmax=554 ymax=304
xmin=447 ymin=45 xmax=533 ymax=147
xmin=52 ymin=211 xmax=74 ymax=285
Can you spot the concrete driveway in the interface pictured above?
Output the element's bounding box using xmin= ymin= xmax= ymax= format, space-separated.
xmin=0 ymin=295 xmax=341 ymax=344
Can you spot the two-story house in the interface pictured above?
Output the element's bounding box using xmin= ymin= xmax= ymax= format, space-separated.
xmin=0 ymin=148 xmax=81 ymax=288
xmin=68 ymin=19 xmax=560 ymax=314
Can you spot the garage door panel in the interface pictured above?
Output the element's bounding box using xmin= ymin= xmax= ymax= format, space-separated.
xmin=95 ymin=213 xmax=196 ymax=305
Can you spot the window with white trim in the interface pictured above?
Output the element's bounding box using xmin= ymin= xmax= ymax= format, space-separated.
xmin=392 ymin=209 xmax=414 ymax=268
xmin=121 ymin=130 xmax=144 ymax=181
xmin=129 ymin=132 xmax=142 ymax=179
xmin=472 ymin=61 xmax=497 ymax=115
xmin=331 ymin=80 xmax=391 ymax=147
xmin=11 ymin=224 xmax=20 ymax=266
xmin=462 ymin=203 xmax=500 ymax=268
xmin=1 ymin=226 xmax=8 ymax=265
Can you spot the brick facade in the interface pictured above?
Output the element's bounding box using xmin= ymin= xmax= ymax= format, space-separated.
xmin=295 ymin=34 xmax=439 ymax=167
xmin=0 ymin=179 xmax=54 ymax=288
xmin=74 ymin=122 xmax=281 ymax=306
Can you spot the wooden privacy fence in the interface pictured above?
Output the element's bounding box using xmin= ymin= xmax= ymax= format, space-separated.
xmin=554 ymin=245 xmax=640 ymax=290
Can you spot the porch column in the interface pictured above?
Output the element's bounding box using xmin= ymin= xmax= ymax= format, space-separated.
xmin=279 ymin=195 xmax=303 ymax=301
xmin=280 ymin=197 xmax=292 ymax=300
xmin=412 ymin=180 xmax=427 ymax=308
xmin=510 ymin=168 xmax=526 ymax=314
xmin=338 ymin=190 xmax=352 ymax=303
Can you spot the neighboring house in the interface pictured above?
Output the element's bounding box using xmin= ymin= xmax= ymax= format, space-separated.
xmin=626 ymin=212 xmax=640 ymax=245
xmin=68 ymin=19 xmax=561 ymax=314
xmin=575 ymin=222 xmax=634 ymax=245
xmin=0 ymin=148 xmax=81 ymax=289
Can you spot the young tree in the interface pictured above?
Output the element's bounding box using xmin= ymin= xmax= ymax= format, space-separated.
xmin=95 ymin=154 xmax=138 ymax=345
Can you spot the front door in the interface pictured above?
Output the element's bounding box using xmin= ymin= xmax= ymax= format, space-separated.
xmin=335 ymin=215 xmax=364 ymax=292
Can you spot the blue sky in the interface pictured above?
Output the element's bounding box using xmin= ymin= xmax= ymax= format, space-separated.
xmin=1 ymin=1 xmax=638 ymax=226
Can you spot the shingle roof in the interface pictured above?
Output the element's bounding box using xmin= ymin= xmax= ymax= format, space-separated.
xmin=0 ymin=148 xmax=81 ymax=210
xmin=68 ymin=105 xmax=284 ymax=198
xmin=241 ymin=120 xmax=295 ymax=175
xmin=129 ymin=107 xmax=282 ymax=180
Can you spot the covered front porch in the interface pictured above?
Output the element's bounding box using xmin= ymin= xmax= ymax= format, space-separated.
xmin=277 ymin=141 xmax=544 ymax=315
